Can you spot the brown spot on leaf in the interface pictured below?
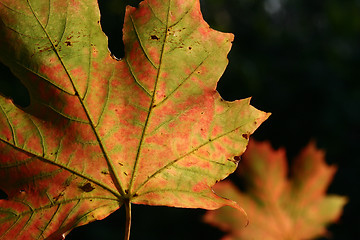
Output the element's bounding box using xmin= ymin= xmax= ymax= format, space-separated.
xmin=242 ymin=133 xmax=249 ymax=139
xmin=79 ymin=183 xmax=95 ymax=192
xmin=151 ymin=35 xmax=159 ymax=40
xmin=65 ymin=41 xmax=72 ymax=46
xmin=188 ymin=46 xmax=192 ymax=50
xmin=234 ymin=156 xmax=241 ymax=161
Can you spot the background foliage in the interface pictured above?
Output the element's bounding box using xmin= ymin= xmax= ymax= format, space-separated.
xmin=0 ymin=0 xmax=359 ymax=239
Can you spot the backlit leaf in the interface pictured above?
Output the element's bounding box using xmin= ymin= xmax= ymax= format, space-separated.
xmin=0 ymin=0 xmax=269 ymax=239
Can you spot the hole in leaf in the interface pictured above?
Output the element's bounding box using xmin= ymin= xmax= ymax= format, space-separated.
xmin=97 ymin=0 xmax=142 ymax=59
xmin=79 ymin=183 xmax=95 ymax=193
xmin=0 ymin=62 xmax=30 ymax=108
xmin=151 ymin=35 xmax=159 ymax=40
xmin=0 ymin=189 xmax=8 ymax=199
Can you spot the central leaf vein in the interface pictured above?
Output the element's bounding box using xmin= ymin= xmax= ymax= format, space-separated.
xmin=128 ymin=0 xmax=171 ymax=195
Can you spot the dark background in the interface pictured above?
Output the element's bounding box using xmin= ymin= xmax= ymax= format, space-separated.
xmin=1 ymin=0 xmax=359 ymax=239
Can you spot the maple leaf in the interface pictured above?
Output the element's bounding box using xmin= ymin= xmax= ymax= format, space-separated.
xmin=204 ymin=140 xmax=347 ymax=240
xmin=0 ymin=0 xmax=269 ymax=239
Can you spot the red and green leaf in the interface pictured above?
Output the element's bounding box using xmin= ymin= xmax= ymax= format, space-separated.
xmin=204 ymin=140 xmax=347 ymax=240
xmin=0 ymin=0 xmax=269 ymax=239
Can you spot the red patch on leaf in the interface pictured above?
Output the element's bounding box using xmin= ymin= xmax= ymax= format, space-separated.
xmin=40 ymin=59 xmax=74 ymax=94
xmin=130 ymin=4 xmax=151 ymax=25
xmin=198 ymin=26 xmax=211 ymax=39
xmin=70 ymin=67 xmax=87 ymax=96
xmin=192 ymin=181 xmax=207 ymax=193
xmin=147 ymin=46 xmax=160 ymax=66
xmin=92 ymin=62 xmax=99 ymax=69
xmin=70 ymin=0 xmax=80 ymax=11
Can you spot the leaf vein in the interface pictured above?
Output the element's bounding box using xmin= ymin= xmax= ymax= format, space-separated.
xmin=15 ymin=61 xmax=75 ymax=96
xmin=0 ymin=215 xmax=21 ymax=240
xmin=36 ymin=204 xmax=61 ymax=240
xmin=16 ymin=211 xmax=34 ymax=238
xmin=0 ymin=104 xmax=17 ymax=146
xmin=155 ymin=54 xmax=209 ymax=108
xmin=125 ymin=58 xmax=152 ymax=96
xmin=146 ymin=2 xmax=165 ymax=25
xmin=0 ymin=138 xmax=121 ymax=198
xmin=27 ymin=0 xmax=129 ymax=197
xmin=25 ymin=115 xmax=46 ymax=156
xmin=169 ymin=0 xmax=196 ymax=28
xmin=58 ymin=199 xmax=80 ymax=229
xmin=137 ymin=188 xmax=216 ymax=199
xmin=43 ymin=0 xmax=51 ymax=29
xmin=4 ymin=196 xmax=118 ymax=220
xmin=128 ymin=0 xmax=171 ymax=194
xmin=129 ymin=14 xmax=158 ymax=69
xmin=0 ymin=156 xmax=36 ymax=169
xmin=54 ymin=0 xmax=68 ymax=47
xmin=0 ymin=1 xmax=31 ymax=16
xmin=82 ymin=33 xmax=93 ymax=101
xmin=39 ymin=101 xmax=89 ymax=123
xmin=172 ymin=165 xmax=218 ymax=179
xmin=94 ymin=66 xmax=113 ymax=128
xmin=134 ymin=123 xmax=246 ymax=193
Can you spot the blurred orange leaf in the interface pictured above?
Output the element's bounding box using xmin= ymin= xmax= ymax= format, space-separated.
xmin=204 ymin=140 xmax=347 ymax=240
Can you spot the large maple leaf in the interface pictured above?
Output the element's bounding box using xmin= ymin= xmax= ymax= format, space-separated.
xmin=204 ymin=140 xmax=347 ymax=240
xmin=0 ymin=0 xmax=269 ymax=239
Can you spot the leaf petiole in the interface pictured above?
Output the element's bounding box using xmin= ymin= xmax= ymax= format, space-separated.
xmin=124 ymin=199 xmax=132 ymax=240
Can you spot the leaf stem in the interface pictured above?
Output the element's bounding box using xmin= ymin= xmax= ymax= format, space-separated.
xmin=124 ymin=199 xmax=132 ymax=240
